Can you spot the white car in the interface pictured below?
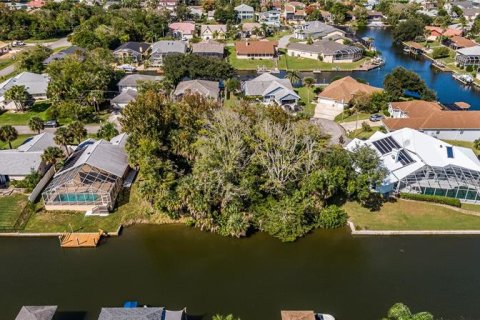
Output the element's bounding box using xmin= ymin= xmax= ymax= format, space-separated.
xmin=118 ymin=64 xmax=136 ymax=72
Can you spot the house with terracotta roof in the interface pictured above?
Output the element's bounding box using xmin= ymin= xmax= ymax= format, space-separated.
xmin=445 ymin=36 xmax=477 ymax=50
xmin=169 ymin=22 xmax=196 ymax=40
xmin=425 ymin=26 xmax=463 ymax=41
xmin=235 ymin=40 xmax=278 ymax=59
xmin=383 ymin=100 xmax=480 ymax=142
xmin=314 ymin=76 xmax=382 ymax=119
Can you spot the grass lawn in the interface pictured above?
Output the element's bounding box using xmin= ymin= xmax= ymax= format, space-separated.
xmin=461 ymin=203 xmax=480 ymax=213
xmin=0 ymin=101 xmax=51 ymax=126
xmin=443 ymin=140 xmax=480 ymax=156
xmin=347 ymin=126 xmax=382 ymax=140
xmin=0 ymin=194 xmax=28 ymax=228
xmin=0 ymin=134 xmax=35 ymax=150
xmin=23 ymin=183 xmax=182 ymax=233
xmin=344 ymin=199 xmax=480 ymax=230
xmin=224 ymin=93 xmax=241 ymax=108
xmin=335 ymin=111 xmax=371 ymax=123
xmin=266 ymin=30 xmax=292 ymax=40
xmin=279 ymin=54 xmax=368 ymax=71
xmin=295 ymin=86 xmax=316 ymax=117
xmin=226 ymin=46 xmax=277 ymax=70
xmin=0 ymin=57 xmax=14 ymax=70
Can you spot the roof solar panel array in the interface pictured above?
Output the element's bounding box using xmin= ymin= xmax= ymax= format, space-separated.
xmin=398 ymin=150 xmax=414 ymax=166
xmin=372 ymin=136 xmax=401 ymax=154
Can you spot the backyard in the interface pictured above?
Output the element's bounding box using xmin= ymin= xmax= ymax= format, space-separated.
xmin=344 ymin=199 xmax=480 ymax=230
xmin=0 ymin=194 xmax=28 ymax=229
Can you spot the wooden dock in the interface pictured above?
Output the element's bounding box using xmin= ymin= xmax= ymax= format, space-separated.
xmin=59 ymin=231 xmax=104 ymax=248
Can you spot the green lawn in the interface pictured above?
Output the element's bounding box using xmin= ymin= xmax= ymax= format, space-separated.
xmin=0 ymin=134 xmax=35 ymax=150
xmin=24 ymin=184 xmax=183 ymax=233
xmin=0 ymin=101 xmax=51 ymax=126
xmin=226 ymin=46 xmax=277 ymax=70
xmin=224 ymin=93 xmax=241 ymax=108
xmin=443 ymin=140 xmax=480 ymax=156
xmin=279 ymin=54 xmax=369 ymax=71
xmin=344 ymin=200 xmax=480 ymax=230
xmin=266 ymin=31 xmax=292 ymax=40
xmin=335 ymin=111 xmax=371 ymax=123
xmin=0 ymin=57 xmax=14 ymax=70
xmin=295 ymin=86 xmax=316 ymax=117
xmin=461 ymin=203 xmax=480 ymax=213
xmin=0 ymin=194 xmax=28 ymax=228
xmin=347 ymin=126 xmax=382 ymax=140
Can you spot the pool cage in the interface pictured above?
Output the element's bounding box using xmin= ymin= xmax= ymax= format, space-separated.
xmin=42 ymin=164 xmax=124 ymax=211
xmin=456 ymin=54 xmax=480 ymax=67
xmin=332 ymin=46 xmax=363 ymax=62
xmin=395 ymin=165 xmax=480 ymax=203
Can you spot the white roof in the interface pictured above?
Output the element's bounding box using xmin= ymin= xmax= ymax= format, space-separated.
xmin=0 ymin=72 xmax=49 ymax=97
xmin=346 ymin=128 xmax=480 ymax=184
xmin=235 ymin=3 xmax=254 ymax=11
xmin=457 ymin=45 xmax=480 ymax=55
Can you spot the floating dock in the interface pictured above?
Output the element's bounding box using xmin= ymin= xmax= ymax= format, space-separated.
xmin=59 ymin=231 xmax=104 ymax=248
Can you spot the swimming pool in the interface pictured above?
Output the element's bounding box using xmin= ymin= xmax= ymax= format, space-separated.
xmin=55 ymin=193 xmax=99 ymax=203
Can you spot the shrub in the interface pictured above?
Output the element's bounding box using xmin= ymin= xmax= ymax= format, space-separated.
xmin=361 ymin=121 xmax=372 ymax=132
xmin=318 ymin=205 xmax=348 ymax=229
xmin=474 ymin=138 xmax=480 ymax=150
xmin=11 ymin=170 xmax=41 ymax=192
xmin=466 ymin=65 xmax=474 ymax=72
xmin=399 ymin=192 xmax=461 ymax=207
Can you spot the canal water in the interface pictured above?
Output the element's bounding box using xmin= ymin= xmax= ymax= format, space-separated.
xmin=1 ymin=225 xmax=480 ymax=320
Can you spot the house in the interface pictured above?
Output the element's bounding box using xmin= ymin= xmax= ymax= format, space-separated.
xmin=258 ymin=10 xmax=281 ymax=27
xmin=235 ymin=40 xmax=278 ymax=59
xmin=243 ymin=73 xmax=300 ymax=109
xmin=42 ymin=136 xmax=130 ymax=213
xmin=191 ymin=40 xmax=225 ymax=58
xmin=43 ymin=46 xmax=85 ymax=65
xmin=117 ymin=74 xmax=164 ymax=92
xmin=98 ymin=307 xmax=186 ymax=320
xmin=315 ymin=76 xmax=382 ymax=119
xmin=173 ymin=79 xmax=220 ymax=100
xmin=113 ymin=42 xmax=150 ymax=64
xmin=158 ymin=0 xmax=178 ymax=11
xmin=188 ymin=5 xmax=203 ymax=18
xmin=0 ymin=41 xmax=9 ymax=55
xmin=382 ymin=100 xmax=480 ymax=142
xmin=455 ymin=45 xmax=480 ymax=67
xmin=445 ymin=36 xmax=477 ymax=50
xmin=463 ymin=7 xmax=480 ymax=20
xmin=150 ymin=40 xmax=187 ymax=66
xmin=200 ymin=24 xmax=227 ymax=40
xmin=294 ymin=21 xmax=346 ymax=40
xmin=346 ymin=128 xmax=480 ymax=203
xmin=425 ymin=26 xmax=463 ymax=40
xmin=287 ymin=40 xmax=363 ymax=63
xmin=15 ymin=306 xmax=57 ymax=320
xmin=0 ymin=72 xmax=49 ymax=110
xmin=110 ymin=89 xmax=138 ymax=109
xmin=367 ymin=11 xmax=384 ymax=26
xmin=26 ymin=0 xmax=46 ymax=9
xmin=0 ymin=133 xmax=58 ymax=185
xmin=235 ymin=4 xmax=255 ymax=20
xmin=241 ymin=22 xmax=262 ymax=38
xmin=169 ymin=22 xmax=196 ymax=40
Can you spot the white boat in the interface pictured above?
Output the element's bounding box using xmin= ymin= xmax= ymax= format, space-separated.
xmin=453 ymin=73 xmax=474 ymax=85
xmin=317 ymin=313 xmax=335 ymax=320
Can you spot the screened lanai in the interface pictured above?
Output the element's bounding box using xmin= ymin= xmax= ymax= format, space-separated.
xmin=42 ymin=139 xmax=129 ymax=212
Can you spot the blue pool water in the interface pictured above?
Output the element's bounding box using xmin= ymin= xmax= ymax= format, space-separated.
xmin=55 ymin=193 xmax=99 ymax=202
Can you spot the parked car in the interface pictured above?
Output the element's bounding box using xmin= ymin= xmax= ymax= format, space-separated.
xmin=11 ymin=40 xmax=25 ymax=47
xmin=369 ymin=114 xmax=384 ymax=122
xmin=43 ymin=120 xmax=59 ymax=128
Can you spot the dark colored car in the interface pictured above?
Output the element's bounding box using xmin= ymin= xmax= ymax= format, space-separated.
xmin=369 ymin=114 xmax=384 ymax=122
xmin=43 ymin=120 xmax=59 ymax=128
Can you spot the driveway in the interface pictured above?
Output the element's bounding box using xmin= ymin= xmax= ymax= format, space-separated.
xmin=278 ymin=34 xmax=294 ymax=49
xmin=339 ymin=119 xmax=383 ymax=132
xmin=311 ymin=118 xmax=348 ymax=146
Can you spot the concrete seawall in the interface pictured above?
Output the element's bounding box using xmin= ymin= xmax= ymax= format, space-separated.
xmin=348 ymin=221 xmax=480 ymax=236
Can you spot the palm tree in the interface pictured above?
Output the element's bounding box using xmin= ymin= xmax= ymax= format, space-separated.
xmin=4 ymin=85 xmax=31 ymax=111
xmin=68 ymin=121 xmax=87 ymax=144
xmin=97 ymin=122 xmax=119 ymax=141
xmin=54 ymin=126 xmax=74 ymax=155
xmin=0 ymin=125 xmax=18 ymax=149
xmin=212 ymin=315 xmax=240 ymax=320
xmin=286 ymin=70 xmax=301 ymax=85
xmin=41 ymin=146 xmax=64 ymax=172
xmin=302 ymin=77 xmax=315 ymax=105
xmin=28 ymin=116 xmax=44 ymax=134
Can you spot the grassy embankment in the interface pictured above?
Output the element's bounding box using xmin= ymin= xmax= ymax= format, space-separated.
xmin=344 ymin=200 xmax=480 ymax=230
xmin=0 ymin=194 xmax=28 ymax=229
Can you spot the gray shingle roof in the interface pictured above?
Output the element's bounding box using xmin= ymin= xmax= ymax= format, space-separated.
xmin=110 ymin=132 xmax=128 ymax=149
xmin=43 ymin=46 xmax=85 ymax=64
xmin=244 ymin=73 xmax=294 ymax=96
xmin=0 ymin=151 xmax=43 ymax=176
xmin=15 ymin=306 xmax=57 ymax=320
xmin=111 ymin=89 xmax=138 ymax=105
xmin=98 ymin=307 xmax=164 ymax=320
xmin=114 ymin=42 xmax=150 ymax=54
xmin=296 ymin=21 xmax=345 ymax=38
xmin=17 ymin=132 xmax=56 ymax=152
xmin=0 ymin=72 xmax=49 ymax=97
xmin=174 ymin=79 xmax=220 ymax=98
xmin=151 ymin=41 xmax=187 ymax=54
xmin=191 ymin=41 xmax=225 ymax=55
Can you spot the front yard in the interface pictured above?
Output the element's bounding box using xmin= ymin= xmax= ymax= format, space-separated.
xmin=0 ymin=134 xmax=34 ymax=150
xmin=0 ymin=101 xmax=50 ymax=126
xmin=344 ymin=199 xmax=480 ymax=230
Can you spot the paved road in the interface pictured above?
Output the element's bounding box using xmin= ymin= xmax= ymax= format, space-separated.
xmin=45 ymin=37 xmax=71 ymax=49
xmin=0 ymin=64 xmax=15 ymax=77
xmin=14 ymin=124 xmax=101 ymax=135
xmin=278 ymin=34 xmax=294 ymax=49
xmin=339 ymin=119 xmax=383 ymax=132
xmin=311 ymin=118 xmax=348 ymax=146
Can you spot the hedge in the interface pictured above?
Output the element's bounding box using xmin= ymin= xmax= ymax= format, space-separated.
xmin=399 ymin=193 xmax=461 ymax=207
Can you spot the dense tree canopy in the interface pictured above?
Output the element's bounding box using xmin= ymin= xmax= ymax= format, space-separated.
xmin=121 ymin=90 xmax=386 ymax=241
xmin=163 ymin=54 xmax=235 ymax=84
xmin=383 ymin=67 xmax=437 ymax=101
xmin=393 ymin=18 xmax=425 ymax=43
xmin=17 ymin=46 xmax=52 ymax=73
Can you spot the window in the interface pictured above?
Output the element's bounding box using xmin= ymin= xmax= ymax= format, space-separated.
xmin=446 ymin=146 xmax=454 ymax=158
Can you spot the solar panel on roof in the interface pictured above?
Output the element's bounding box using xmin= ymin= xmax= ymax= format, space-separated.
xmin=57 ymin=148 xmax=86 ymax=173
xmin=372 ymin=136 xmax=401 ymax=154
xmin=398 ymin=149 xmax=414 ymax=166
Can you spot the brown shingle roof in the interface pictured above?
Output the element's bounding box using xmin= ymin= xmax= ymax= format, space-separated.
xmin=281 ymin=311 xmax=315 ymax=320
xmin=383 ymin=100 xmax=480 ymax=130
xmin=450 ymin=36 xmax=477 ymax=48
xmin=318 ymin=76 xmax=382 ymax=103
xmin=235 ymin=40 xmax=278 ymax=55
